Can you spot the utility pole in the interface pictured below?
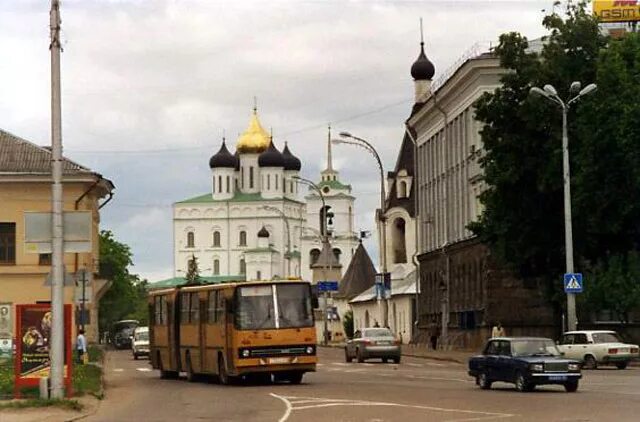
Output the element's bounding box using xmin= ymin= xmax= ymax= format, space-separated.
xmin=80 ymin=270 xmax=87 ymax=332
xmin=49 ymin=0 xmax=65 ymax=399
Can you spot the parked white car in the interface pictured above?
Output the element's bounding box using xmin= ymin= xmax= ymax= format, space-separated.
xmin=132 ymin=326 xmax=149 ymax=360
xmin=558 ymin=330 xmax=639 ymax=369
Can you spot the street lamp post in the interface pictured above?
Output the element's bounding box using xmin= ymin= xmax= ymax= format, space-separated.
xmin=530 ymin=82 xmax=597 ymax=332
xmin=333 ymin=132 xmax=389 ymax=327
xmin=261 ymin=205 xmax=292 ymax=277
xmin=293 ymin=176 xmax=332 ymax=345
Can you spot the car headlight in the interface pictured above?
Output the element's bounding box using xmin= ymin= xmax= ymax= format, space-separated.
xmin=530 ymin=363 xmax=544 ymax=372
xmin=568 ymin=363 xmax=581 ymax=371
xmin=241 ymin=349 xmax=250 ymax=358
xmin=306 ymin=346 xmax=315 ymax=355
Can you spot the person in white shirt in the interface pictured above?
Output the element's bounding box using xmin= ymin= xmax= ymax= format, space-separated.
xmin=491 ymin=323 xmax=506 ymax=338
xmin=76 ymin=329 xmax=87 ymax=364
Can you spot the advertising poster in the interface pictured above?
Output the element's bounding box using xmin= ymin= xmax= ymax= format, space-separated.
xmin=14 ymin=304 xmax=72 ymax=397
xmin=594 ymin=0 xmax=640 ymax=23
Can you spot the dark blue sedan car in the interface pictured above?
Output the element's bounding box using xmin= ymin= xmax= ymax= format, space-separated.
xmin=468 ymin=337 xmax=582 ymax=392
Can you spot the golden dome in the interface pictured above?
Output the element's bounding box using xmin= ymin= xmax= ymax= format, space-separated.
xmin=236 ymin=110 xmax=271 ymax=154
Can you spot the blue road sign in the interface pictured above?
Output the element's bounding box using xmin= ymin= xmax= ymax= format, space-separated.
xmin=564 ymin=273 xmax=583 ymax=293
xmin=317 ymin=281 xmax=339 ymax=292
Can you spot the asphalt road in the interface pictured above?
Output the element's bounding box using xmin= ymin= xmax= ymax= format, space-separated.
xmin=86 ymin=348 xmax=640 ymax=422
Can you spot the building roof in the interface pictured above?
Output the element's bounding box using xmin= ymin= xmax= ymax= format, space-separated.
xmin=148 ymin=275 xmax=245 ymax=290
xmin=209 ymin=140 xmax=239 ymax=169
xmin=282 ymin=142 xmax=301 ymax=171
xmin=349 ymin=269 xmax=416 ymax=304
xmin=175 ymin=191 xmax=303 ymax=205
xmin=385 ymin=128 xmax=416 ymax=216
xmin=317 ymin=179 xmax=351 ymax=191
xmin=236 ymin=109 xmax=271 ymax=154
xmin=410 ymin=41 xmax=435 ymax=81
xmin=0 ymin=128 xmax=92 ymax=175
xmin=258 ymin=140 xmax=285 ymax=168
xmin=310 ymin=240 xmax=342 ymax=270
xmin=336 ymin=242 xmax=376 ymax=300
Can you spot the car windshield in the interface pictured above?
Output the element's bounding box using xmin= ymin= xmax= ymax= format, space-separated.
xmin=235 ymin=284 xmax=313 ymax=330
xmin=511 ymin=339 xmax=561 ymax=357
xmin=135 ymin=331 xmax=148 ymax=341
xmin=365 ymin=328 xmax=393 ymax=338
xmin=592 ymin=332 xmax=622 ymax=343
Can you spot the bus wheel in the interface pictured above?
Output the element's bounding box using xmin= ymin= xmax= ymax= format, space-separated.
xmin=218 ymin=355 xmax=230 ymax=385
xmin=186 ymin=354 xmax=197 ymax=382
xmin=288 ymin=372 xmax=304 ymax=385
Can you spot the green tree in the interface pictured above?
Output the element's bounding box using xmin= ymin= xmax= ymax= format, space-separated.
xmin=98 ymin=230 xmax=148 ymax=335
xmin=185 ymin=253 xmax=202 ymax=285
xmin=582 ymin=252 xmax=640 ymax=323
xmin=470 ymin=1 xmax=640 ymax=314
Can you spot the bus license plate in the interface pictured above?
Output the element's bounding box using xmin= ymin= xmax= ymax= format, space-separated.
xmin=269 ymin=357 xmax=290 ymax=364
xmin=548 ymin=375 xmax=567 ymax=381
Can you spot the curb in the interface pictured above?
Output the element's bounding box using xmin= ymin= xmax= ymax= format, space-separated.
xmin=318 ymin=344 xmax=467 ymax=365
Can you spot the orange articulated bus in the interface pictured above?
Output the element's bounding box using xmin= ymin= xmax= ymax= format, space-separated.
xmin=149 ymin=280 xmax=317 ymax=384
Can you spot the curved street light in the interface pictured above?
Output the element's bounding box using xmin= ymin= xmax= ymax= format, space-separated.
xmin=332 ymin=132 xmax=389 ymax=327
xmin=530 ymin=81 xmax=597 ymax=332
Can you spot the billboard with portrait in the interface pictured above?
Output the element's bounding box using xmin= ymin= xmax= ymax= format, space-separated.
xmin=14 ymin=304 xmax=72 ymax=397
xmin=594 ymin=0 xmax=640 ymax=22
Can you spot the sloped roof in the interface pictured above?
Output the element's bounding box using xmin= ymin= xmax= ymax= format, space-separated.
xmin=385 ymin=129 xmax=416 ymax=216
xmin=310 ymin=240 xmax=341 ymax=270
xmin=349 ymin=269 xmax=416 ymax=304
xmin=148 ymin=275 xmax=244 ymax=290
xmin=176 ymin=191 xmax=303 ymax=205
xmin=0 ymin=128 xmax=92 ymax=174
xmin=336 ymin=242 xmax=375 ymax=300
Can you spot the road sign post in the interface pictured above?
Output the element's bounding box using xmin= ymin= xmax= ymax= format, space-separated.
xmin=564 ymin=273 xmax=583 ymax=293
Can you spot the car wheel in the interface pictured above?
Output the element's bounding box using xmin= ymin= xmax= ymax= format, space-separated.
xmin=564 ymin=380 xmax=579 ymax=392
xmin=345 ymin=348 xmax=353 ymax=363
xmin=393 ymin=356 xmax=401 ymax=364
xmin=357 ymin=348 xmax=365 ymax=363
xmin=515 ymin=372 xmax=531 ymax=392
xmin=477 ymin=372 xmax=492 ymax=390
xmin=616 ymin=362 xmax=628 ymax=370
xmin=583 ymin=355 xmax=597 ymax=370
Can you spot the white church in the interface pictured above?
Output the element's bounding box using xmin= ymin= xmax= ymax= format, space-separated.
xmin=172 ymin=108 xmax=359 ymax=283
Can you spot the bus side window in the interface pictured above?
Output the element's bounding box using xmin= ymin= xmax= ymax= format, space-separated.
xmin=207 ymin=291 xmax=217 ymax=323
xmin=180 ymin=293 xmax=190 ymax=324
xmin=216 ymin=292 xmax=225 ymax=322
xmin=190 ymin=292 xmax=200 ymax=323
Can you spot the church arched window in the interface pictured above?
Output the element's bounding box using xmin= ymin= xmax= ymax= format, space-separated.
xmin=310 ymin=248 xmax=321 ymax=265
xmin=249 ymin=167 xmax=254 ymax=189
xmin=213 ymin=231 xmax=221 ymax=247
xmin=186 ymin=231 xmax=195 ymax=248
xmin=226 ymin=176 xmax=230 ymax=193
xmin=332 ymin=248 xmax=342 ymax=263
xmin=218 ymin=175 xmax=222 ymax=193
xmin=399 ymin=181 xmax=407 ymax=198
xmin=239 ymin=230 xmax=247 ymax=246
xmin=391 ymin=217 xmax=407 ymax=263
xmin=213 ymin=259 xmax=220 ymax=275
xmin=239 ymin=258 xmax=246 ymax=274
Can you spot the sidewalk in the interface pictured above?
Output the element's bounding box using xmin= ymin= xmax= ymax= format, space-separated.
xmin=0 ymin=395 xmax=99 ymax=422
xmin=319 ymin=343 xmax=475 ymax=365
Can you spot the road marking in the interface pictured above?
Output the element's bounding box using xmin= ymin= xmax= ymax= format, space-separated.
xmin=113 ymin=368 xmax=124 ymax=372
xmin=331 ymin=362 xmax=349 ymax=366
xmin=270 ymin=394 xmax=515 ymax=421
xmin=136 ymin=367 xmax=152 ymax=372
xmin=406 ymin=363 xmax=423 ymax=367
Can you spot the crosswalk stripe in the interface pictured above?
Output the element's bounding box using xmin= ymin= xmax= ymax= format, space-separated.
xmin=136 ymin=367 xmax=152 ymax=372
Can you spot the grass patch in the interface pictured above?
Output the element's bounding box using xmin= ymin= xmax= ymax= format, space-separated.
xmin=73 ymin=363 xmax=102 ymax=397
xmin=0 ymin=359 xmax=13 ymax=399
xmin=0 ymin=398 xmax=83 ymax=411
xmin=87 ymin=346 xmax=103 ymax=363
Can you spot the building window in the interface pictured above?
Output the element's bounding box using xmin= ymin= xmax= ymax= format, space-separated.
xmin=249 ymin=167 xmax=254 ymax=189
xmin=239 ymin=230 xmax=247 ymax=246
xmin=0 ymin=223 xmax=16 ymax=264
xmin=241 ymin=167 xmax=244 ymax=188
xmin=239 ymin=258 xmax=246 ymax=274
xmin=190 ymin=292 xmax=200 ymax=323
xmin=218 ymin=175 xmax=222 ymax=193
xmin=207 ymin=291 xmax=217 ymax=322
xmin=187 ymin=231 xmax=195 ymax=248
xmin=290 ymin=181 xmax=294 ymax=193
xmin=267 ymin=174 xmax=271 ymax=190
xmin=398 ymin=181 xmax=407 ymax=198
xmin=310 ymin=248 xmax=321 ymax=265
xmin=275 ymin=175 xmax=279 ymax=190
xmin=391 ymin=217 xmax=407 ymax=264
xmin=213 ymin=259 xmax=220 ymax=275
xmin=212 ymin=176 xmax=216 ymax=193
xmin=226 ymin=175 xmax=230 ymax=193
xmin=257 ymin=270 xmax=261 ymax=280
xmin=213 ymin=231 xmax=221 ymax=247
xmin=332 ymin=248 xmax=341 ymax=263
xmin=39 ymin=253 xmax=52 ymax=266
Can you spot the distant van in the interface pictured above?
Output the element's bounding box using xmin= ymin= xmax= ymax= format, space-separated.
xmin=132 ymin=326 xmax=149 ymax=360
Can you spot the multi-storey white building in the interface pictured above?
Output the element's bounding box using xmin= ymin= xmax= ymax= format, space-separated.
xmin=173 ymin=109 xmax=305 ymax=281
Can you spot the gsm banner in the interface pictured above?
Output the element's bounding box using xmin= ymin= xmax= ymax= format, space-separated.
xmin=594 ymin=1 xmax=640 ymax=22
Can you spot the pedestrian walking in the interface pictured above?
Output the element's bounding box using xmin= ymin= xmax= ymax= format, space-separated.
xmin=491 ymin=322 xmax=505 ymax=338
xmin=76 ymin=329 xmax=87 ymax=364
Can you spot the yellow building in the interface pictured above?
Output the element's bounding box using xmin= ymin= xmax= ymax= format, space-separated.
xmin=0 ymin=129 xmax=114 ymax=344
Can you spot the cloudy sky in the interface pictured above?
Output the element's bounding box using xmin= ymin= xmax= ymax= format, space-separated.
xmin=1 ymin=0 xmax=552 ymax=282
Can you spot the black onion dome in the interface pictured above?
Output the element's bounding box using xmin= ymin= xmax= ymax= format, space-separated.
xmin=209 ymin=140 xmax=238 ymax=168
xmin=257 ymin=226 xmax=270 ymax=238
xmin=258 ymin=140 xmax=284 ymax=167
xmin=281 ymin=142 xmax=301 ymax=171
xmin=410 ymin=42 xmax=435 ymax=81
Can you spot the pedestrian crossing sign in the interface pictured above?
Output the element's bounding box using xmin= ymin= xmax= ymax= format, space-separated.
xmin=564 ymin=273 xmax=583 ymax=293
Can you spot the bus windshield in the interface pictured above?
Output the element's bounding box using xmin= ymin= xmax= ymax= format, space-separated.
xmin=236 ymin=284 xmax=313 ymax=330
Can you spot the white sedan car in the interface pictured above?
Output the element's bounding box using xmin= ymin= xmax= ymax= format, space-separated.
xmin=558 ymin=330 xmax=639 ymax=369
